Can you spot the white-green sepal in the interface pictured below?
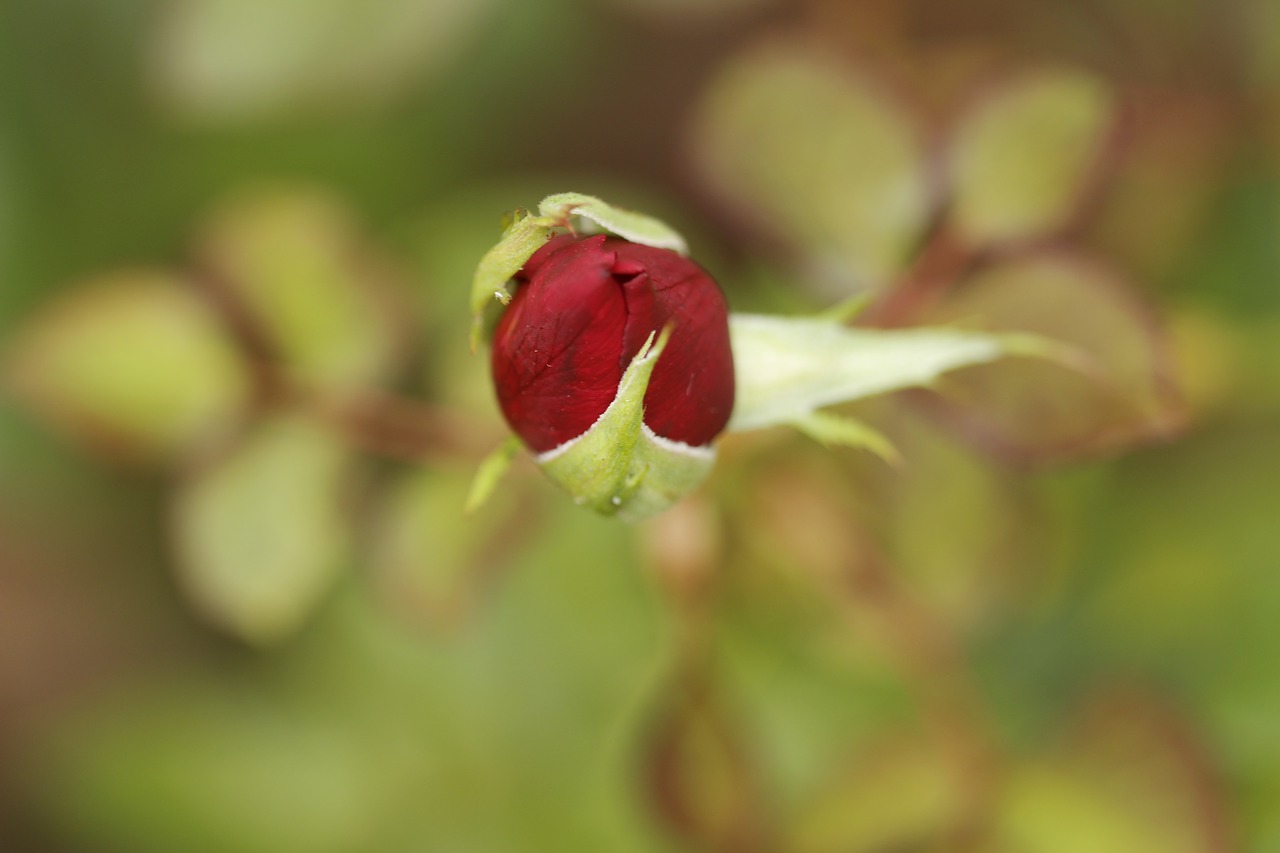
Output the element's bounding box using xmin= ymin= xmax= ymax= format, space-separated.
xmin=534 ymin=328 xmax=715 ymax=522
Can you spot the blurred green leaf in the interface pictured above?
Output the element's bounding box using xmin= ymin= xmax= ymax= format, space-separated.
xmin=691 ymin=42 xmax=931 ymax=286
xmin=150 ymin=0 xmax=499 ymax=121
xmin=708 ymin=450 xmax=920 ymax=808
xmin=3 ymin=271 xmax=251 ymax=462
xmin=993 ymin=694 xmax=1225 ymax=853
xmin=194 ymin=187 xmax=405 ymax=391
xmin=39 ymin=689 xmax=392 ymax=853
xmin=727 ymin=312 xmax=1043 ymax=432
xmin=787 ymin=735 xmax=968 ymax=853
xmin=1082 ymin=420 xmax=1280 ymax=845
xmin=949 ymin=69 xmax=1116 ymax=246
xmin=1088 ymin=422 xmax=1280 ymax=661
xmin=996 ymin=764 xmax=1178 ymax=852
xmin=847 ymin=401 xmax=1041 ymax=631
xmin=921 ymin=252 xmax=1182 ymax=460
xmin=35 ymin=496 xmax=678 ymax=852
xmin=173 ymin=414 xmax=352 ymax=643
xmin=371 ymin=463 xmax=526 ymax=629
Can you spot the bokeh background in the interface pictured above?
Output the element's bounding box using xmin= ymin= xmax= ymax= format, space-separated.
xmin=2 ymin=0 xmax=1279 ymax=850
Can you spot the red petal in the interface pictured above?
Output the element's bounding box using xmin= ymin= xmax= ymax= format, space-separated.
xmin=492 ymin=234 xmax=735 ymax=453
xmin=610 ymin=240 xmax=735 ymax=447
xmin=491 ymin=235 xmax=627 ymax=452
xmin=514 ymin=233 xmax=579 ymax=284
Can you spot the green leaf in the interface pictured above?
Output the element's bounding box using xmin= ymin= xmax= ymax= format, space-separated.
xmin=372 ymin=464 xmax=525 ymax=629
xmin=173 ymin=415 xmax=352 ymax=643
xmin=3 ymin=271 xmax=251 ymax=462
xmin=691 ymin=42 xmax=931 ymax=285
xmin=727 ymin=313 xmax=1033 ymax=432
xmin=538 ymin=192 xmax=688 ymax=254
xmin=787 ymin=735 xmax=967 ymax=853
xmin=949 ymin=69 xmax=1116 ymax=246
xmin=194 ymin=187 xmax=404 ymax=390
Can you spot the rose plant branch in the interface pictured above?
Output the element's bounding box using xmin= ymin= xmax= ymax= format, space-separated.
xmin=470 ymin=193 xmax=1068 ymax=521
xmin=863 ymin=224 xmax=978 ymax=328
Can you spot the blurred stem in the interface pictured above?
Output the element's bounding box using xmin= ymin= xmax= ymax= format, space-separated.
xmin=841 ymin=544 xmax=1002 ymax=850
xmin=304 ymin=388 xmax=504 ymax=464
xmin=642 ymin=498 xmax=1004 ymax=850
xmin=865 ymin=225 xmax=976 ymax=328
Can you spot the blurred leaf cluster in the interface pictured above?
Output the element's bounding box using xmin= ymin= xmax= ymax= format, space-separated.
xmin=2 ymin=0 xmax=1279 ymax=851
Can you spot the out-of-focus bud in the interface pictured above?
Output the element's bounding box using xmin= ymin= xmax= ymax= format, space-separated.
xmin=489 ymin=233 xmax=735 ymax=520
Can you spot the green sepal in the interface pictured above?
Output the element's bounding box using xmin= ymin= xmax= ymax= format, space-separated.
xmin=812 ymin=292 xmax=874 ymax=324
xmin=468 ymin=210 xmax=556 ymax=351
xmin=538 ymin=193 xmax=688 ymax=255
xmin=534 ymin=327 xmax=715 ymax=522
xmin=788 ymin=411 xmax=902 ymax=465
xmin=464 ymin=434 xmax=523 ymax=514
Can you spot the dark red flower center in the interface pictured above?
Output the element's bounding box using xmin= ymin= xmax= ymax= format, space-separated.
xmin=491 ymin=234 xmax=735 ymax=453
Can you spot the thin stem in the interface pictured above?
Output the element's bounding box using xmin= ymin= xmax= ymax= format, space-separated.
xmin=304 ymin=388 xmax=504 ymax=464
xmin=864 ymin=225 xmax=977 ymax=327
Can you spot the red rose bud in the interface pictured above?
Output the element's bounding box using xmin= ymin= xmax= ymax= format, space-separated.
xmin=491 ymin=234 xmax=735 ymax=454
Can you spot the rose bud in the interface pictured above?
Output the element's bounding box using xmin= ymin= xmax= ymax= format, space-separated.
xmin=489 ymin=233 xmax=735 ymax=520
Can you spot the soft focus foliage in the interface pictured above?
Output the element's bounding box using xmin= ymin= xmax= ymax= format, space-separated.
xmin=1 ymin=0 xmax=1277 ymax=851
xmin=192 ymin=188 xmax=407 ymax=391
xmin=4 ymin=272 xmax=250 ymax=460
xmin=173 ymin=415 xmax=354 ymax=643
xmin=151 ymin=0 xmax=498 ymax=120
xmin=948 ymin=69 xmax=1115 ymax=246
xmin=691 ymin=41 xmax=932 ymax=288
